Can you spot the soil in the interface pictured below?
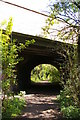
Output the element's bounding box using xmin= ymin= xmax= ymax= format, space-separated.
xmin=19 ymin=93 xmax=63 ymax=120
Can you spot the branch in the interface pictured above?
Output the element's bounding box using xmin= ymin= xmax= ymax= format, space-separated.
xmin=55 ymin=16 xmax=73 ymax=26
xmin=74 ymin=2 xmax=80 ymax=9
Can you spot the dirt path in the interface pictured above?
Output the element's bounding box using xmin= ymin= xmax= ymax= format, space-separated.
xmin=19 ymin=93 xmax=63 ymax=120
xmin=6 ymin=83 xmax=64 ymax=120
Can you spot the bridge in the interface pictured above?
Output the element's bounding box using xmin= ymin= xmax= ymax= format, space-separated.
xmin=12 ymin=32 xmax=72 ymax=91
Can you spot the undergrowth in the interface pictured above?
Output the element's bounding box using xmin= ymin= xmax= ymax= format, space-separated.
xmin=2 ymin=97 xmax=26 ymax=118
xmin=57 ymin=90 xmax=80 ymax=120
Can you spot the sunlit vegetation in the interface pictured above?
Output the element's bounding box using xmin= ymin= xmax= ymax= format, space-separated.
xmin=43 ymin=1 xmax=80 ymax=119
xmin=1 ymin=0 xmax=80 ymax=119
xmin=57 ymin=90 xmax=80 ymax=119
xmin=2 ymin=97 xmax=26 ymax=118
xmin=31 ymin=64 xmax=60 ymax=83
xmin=0 ymin=18 xmax=35 ymax=118
xmin=0 ymin=18 xmax=25 ymax=118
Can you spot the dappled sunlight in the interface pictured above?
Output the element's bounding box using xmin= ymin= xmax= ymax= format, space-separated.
xmin=21 ymin=94 xmax=62 ymax=119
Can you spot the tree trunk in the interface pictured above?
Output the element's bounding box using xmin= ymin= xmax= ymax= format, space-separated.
xmin=77 ymin=29 xmax=80 ymax=103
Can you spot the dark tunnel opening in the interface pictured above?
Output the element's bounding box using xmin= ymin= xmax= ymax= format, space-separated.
xmin=16 ymin=55 xmax=63 ymax=94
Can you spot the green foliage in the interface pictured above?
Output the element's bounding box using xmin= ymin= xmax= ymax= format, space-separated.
xmin=2 ymin=97 xmax=26 ymax=118
xmin=57 ymin=45 xmax=80 ymax=119
xmin=42 ymin=1 xmax=80 ymax=119
xmin=31 ymin=64 xmax=60 ymax=83
xmin=0 ymin=18 xmax=18 ymax=96
xmin=57 ymin=90 xmax=80 ymax=119
xmin=48 ymin=65 xmax=60 ymax=83
xmin=61 ymin=106 xmax=80 ymax=119
xmin=0 ymin=18 xmax=35 ymax=96
xmin=49 ymin=0 xmax=79 ymax=25
xmin=0 ymin=18 xmax=34 ymax=118
xmin=43 ymin=1 xmax=79 ymax=42
xmin=25 ymin=39 xmax=35 ymax=46
xmin=1 ymin=26 xmax=20 ymax=96
xmin=57 ymin=90 xmax=74 ymax=108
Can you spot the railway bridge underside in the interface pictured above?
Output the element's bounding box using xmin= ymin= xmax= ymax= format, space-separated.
xmin=12 ymin=32 xmax=71 ymax=91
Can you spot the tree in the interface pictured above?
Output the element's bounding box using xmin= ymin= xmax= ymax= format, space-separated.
xmin=43 ymin=0 xmax=80 ymax=42
xmin=43 ymin=0 xmax=80 ymax=118
xmin=31 ymin=64 xmax=60 ymax=83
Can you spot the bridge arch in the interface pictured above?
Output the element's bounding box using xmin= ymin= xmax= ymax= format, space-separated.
xmin=17 ymin=52 xmax=64 ymax=91
xmin=12 ymin=32 xmax=71 ymax=91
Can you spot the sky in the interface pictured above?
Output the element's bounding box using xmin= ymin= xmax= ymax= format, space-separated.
xmin=0 ymin=0 xmax=50 ymax=36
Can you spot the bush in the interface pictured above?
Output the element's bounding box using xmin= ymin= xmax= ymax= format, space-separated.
xmin=57 ymin=90 xmax=74 ymax=107
xmin=61 ymin=105 xmax=80 ymax=119
xmin=57 ymin=90 xmax=80 ymax=119
xmin=2 ymin=97 xmax=26 ymax=118
xmin=0 ymin=18 xmax=34 ymax=118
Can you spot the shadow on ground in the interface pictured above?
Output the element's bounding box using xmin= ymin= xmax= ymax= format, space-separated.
xmin=2 ymin=82 xmax=66 ymax=120
xmin=26 ymin=82 xmax=62 ymax=94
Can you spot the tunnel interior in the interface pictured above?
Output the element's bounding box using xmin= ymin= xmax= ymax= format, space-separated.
xmin=11 ymin=32 xmax=71 ymax=94
xmin=16 ymin=53 xmax=63 ymax=93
